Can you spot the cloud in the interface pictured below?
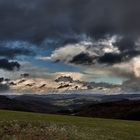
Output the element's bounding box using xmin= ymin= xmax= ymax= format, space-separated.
xmin=41 ymin=35 xmax=140 ymax=65
xmin=0 ymin=41 xmax=35 ymax=59
xmin=113 ymin=37 xmax=136 ymax=52
xmin=1 ymin=0 xmax=140 ymax=82
xmin=70 ymin=53 xmax=97 ymax=65
xmin=0 ymin=84 xmax=9 ymax=91
xmin=0 ymin=59 xmax=20 ymax=71
xmin=0 ymin=0 xmax=140 ymax=41
xmin=0 ymin=47 xmax=33 ymax=59
xmin=38 ymin=36 xmax=98 ymax=63
xmin=98 ymin=50 xmax=140 ymax=65
xmin=98 ymin=53 xmax=122 ymax=64
xmin=131 ymin=56 xmax=140 ymax=77
xmin=112 ymin=56 xmax=140 ymax=78
xmin=54 ymin=72 xmax=84 ymax=81
xmin=38 ymin=34 xmax=140 ymax=79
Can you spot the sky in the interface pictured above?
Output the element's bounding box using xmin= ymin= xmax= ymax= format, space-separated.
xmin=0 ymin=0 xmax=140 ymax=84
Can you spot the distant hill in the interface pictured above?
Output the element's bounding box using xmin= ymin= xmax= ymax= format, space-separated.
xmin=0 ymin=94 xmax=140 ymax=121
xmin=0 ymin=95 xmax=28 ymax=111
xmin=75 ymin=100 xmax=140 ymax=120
xmin=0 ymin=95 xmax=61 ymax=113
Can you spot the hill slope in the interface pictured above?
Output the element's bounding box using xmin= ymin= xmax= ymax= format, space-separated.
xmin=1 ymin=95 xmax=140 ymax=121
xmin=76 ymin=100 xmax=140 ymax=120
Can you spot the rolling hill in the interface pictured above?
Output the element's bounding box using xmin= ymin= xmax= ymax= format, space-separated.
xmin=0 ymin=94 xmax=140 ymax=121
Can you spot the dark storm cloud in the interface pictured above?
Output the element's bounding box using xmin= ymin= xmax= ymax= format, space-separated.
xmin=0 ymin=0 xmax=140 ymax=42
xmin=70 ymin=53 xmax=96 ymax=65
xmin=0 ymin=59 xmax=20 ymax=71
xmin=67 ymin=49 xmax=140 ymax=66
xmin=98 ymin=53 xmax=122 ymax=64
xmin=46 ymin=35 xmax=140 ymax=66
xmin=113 ymin=37 xmax=136 ymax=52
xmin=0 ymin=46 xmax=34 ymax=59
xmin=1 ymin=0 xmax=140 ymax=71
xmin=69 ymin=53 xmax=123 ymax=65
xmin=98 ymin=49 xmax=140 ymax=65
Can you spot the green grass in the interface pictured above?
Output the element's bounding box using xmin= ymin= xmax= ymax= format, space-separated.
xmin=0 ymin=110 xmax=140 ymax=140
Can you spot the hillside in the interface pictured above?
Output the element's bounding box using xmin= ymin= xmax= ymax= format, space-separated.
xmin=0 ymin=95 xmax=63 ymax=113
xmin=0 ymin=110 xmax=140 ymax=140
xmin=0 ymin=95 xmax=140 ymax=121
xmin=76 ymin=100 xmax=140 ymax=120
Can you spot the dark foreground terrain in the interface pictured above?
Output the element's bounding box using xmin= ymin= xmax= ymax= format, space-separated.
xmin=0 ymin=110 xmax=140 ymax=140
xmin=76 ymin=100 xmax=140 ymax=120
xmin=0 ymin=94 xmax=140 ymax=120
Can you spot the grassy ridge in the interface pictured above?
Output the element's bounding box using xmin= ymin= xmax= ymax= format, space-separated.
xmin=0 ymin=110 xmax=140 ymax=140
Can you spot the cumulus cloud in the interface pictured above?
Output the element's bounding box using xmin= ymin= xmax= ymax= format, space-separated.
xmin=45 ymin=44 xmax=90 ymax=62
xmin=54 ymin=72 xmax=84 ymax=81
xmin=0 ymin=59 xmax=20 ymax=71
xmin=40 ymin=35 xmax=140 ymax=65
xmin=39 ymin=38 xmax=98 ymax=63
xmin=113 ymin=56 xmax=140 ymax=78
xmin=98 ymin=53 xmax=122 ymax=64
xmin=132 ymin=56 xmax=140 ymax=77
xmin=70 ymin=53 xmax=97 ymax=65
xmin=37 ymin=34 xmax=140 ymax=79
xmin=0 ymin=40 xmax=36 ymax=73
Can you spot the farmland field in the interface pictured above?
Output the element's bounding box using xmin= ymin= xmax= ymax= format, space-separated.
xmin=0 ymin=110 xmax=139 ymax=140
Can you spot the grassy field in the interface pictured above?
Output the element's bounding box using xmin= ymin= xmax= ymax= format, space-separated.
xmin=0 ymin=110 xmax=139 ymax=140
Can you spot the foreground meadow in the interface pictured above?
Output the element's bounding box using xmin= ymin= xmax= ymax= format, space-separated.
xmin=0 ymin=110 xmax=139 ymax=140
